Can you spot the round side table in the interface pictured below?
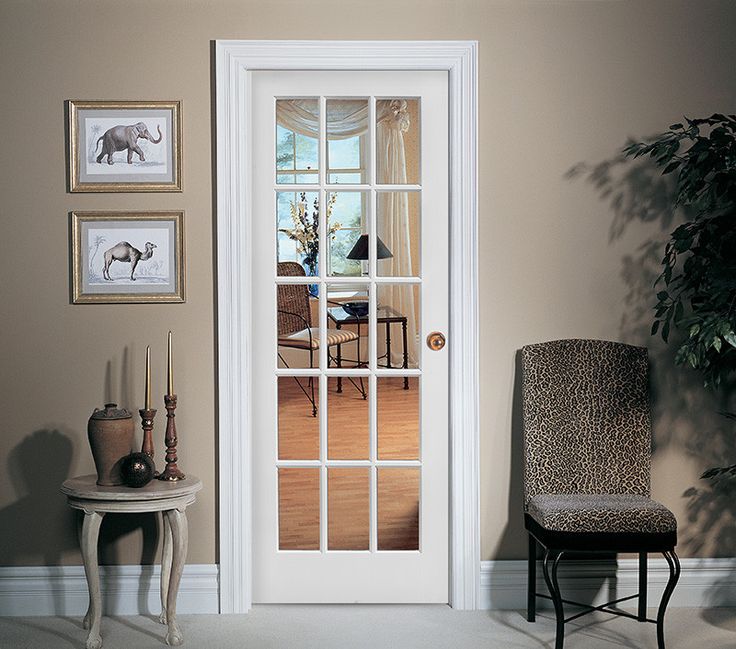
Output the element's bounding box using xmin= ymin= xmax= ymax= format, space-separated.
xmin=61 ymin=475 xmax=202 ymax=649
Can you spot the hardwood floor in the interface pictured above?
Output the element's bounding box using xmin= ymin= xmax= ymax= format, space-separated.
xmin=277 ymin=376 xmax=420 ymax=550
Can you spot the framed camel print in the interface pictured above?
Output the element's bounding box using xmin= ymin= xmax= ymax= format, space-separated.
xmin=67 ymin=101 xmax=182 ymax=192
xmin=71 ymin=211 xmax=185 ymax=304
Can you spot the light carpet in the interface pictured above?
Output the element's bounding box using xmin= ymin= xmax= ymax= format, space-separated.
xmin=1 ymin=606 xmax=735 ymax=648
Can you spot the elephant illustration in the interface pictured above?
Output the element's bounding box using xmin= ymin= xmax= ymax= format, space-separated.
xmin=94 ymin=122 xmax=163 ymax=165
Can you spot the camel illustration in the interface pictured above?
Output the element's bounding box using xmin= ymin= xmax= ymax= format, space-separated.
xmin=102 ymin=241 xmax=157 ymax=281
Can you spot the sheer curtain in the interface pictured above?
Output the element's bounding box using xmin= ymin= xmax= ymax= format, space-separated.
xmin=276 ymin=99 xmax=417 ymax=365
xmin=375 ymin=100 xmax=416 ymax=366
xmin=276 ymin=99 xmax=368 ymax=139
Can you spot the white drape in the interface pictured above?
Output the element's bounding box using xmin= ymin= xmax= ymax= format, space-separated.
xmin=277 ymin=99 xmax=368 ymax=139
xmin=276 ymin=99 xmax=417 ymax=365
xmin=375 ymin=100 xmax=417 ymax=366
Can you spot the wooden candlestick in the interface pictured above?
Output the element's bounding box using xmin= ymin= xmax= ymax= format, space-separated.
xmin=139 ymin=408 xmax=158 ymax=475
xmin=158 ymin=394 xmax=185 ymax=481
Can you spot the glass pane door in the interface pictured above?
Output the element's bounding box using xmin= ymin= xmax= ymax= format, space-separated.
xmin=274 ymin=95 xmax=422 ymax=553
xmin=252 ymin=70 xmax=448 ymax=603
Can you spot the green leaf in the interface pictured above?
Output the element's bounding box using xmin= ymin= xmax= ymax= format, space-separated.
xmin=712 ymin=337 xmax=722 ymax=353
xmin=664 ymin=265 xmax=673 ymax=284
xmin=651 ymin=320 xmax=660 ymax=336
xmin=662 ymin=321 xmax=670 ymax=342
xmin=657 ymin=290 xmax=670 ymax=301
xmin=674 ymin=301 xmax=684 ymax=323
xmin=662 ymin=160 xmax=681 ymax=174
xmin=669 ymin=123 xmax=683 ymax=130
xmin=689 ymin=324 xmax=701 ymax=338
xmin=724 ymin=332 xmax=736 ymax=348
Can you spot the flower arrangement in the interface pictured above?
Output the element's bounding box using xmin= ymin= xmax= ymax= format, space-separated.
xmin=279 ymin=192 xmax=339 ymax=276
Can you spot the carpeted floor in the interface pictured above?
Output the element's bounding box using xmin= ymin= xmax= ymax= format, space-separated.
xmin=1 ymin=605 xmax=735 ymax=648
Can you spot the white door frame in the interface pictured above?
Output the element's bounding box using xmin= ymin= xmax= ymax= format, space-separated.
xmin=215 ymin=40 xmax=479 ymax=613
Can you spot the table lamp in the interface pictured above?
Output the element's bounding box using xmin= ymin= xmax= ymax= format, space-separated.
xmin=346 ymin=234 xmax=393 ymax=262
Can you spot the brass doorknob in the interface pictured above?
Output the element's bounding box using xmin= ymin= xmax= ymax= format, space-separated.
xmin=426 ymin=331 xmax=446 ymax=351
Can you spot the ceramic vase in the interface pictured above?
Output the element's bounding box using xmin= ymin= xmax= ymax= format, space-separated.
xmin=87 ymin=403 xmax=135 ymax=486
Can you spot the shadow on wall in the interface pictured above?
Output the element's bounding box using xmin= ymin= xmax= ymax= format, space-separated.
xmin=567 ymin=146 xmax=736 ymax=607
xmin=495 ymin=143 xmax=736 ymax=609
xmin=0 ymin=353 xmax=163 ymax=614
xmin=0 ymin=429 xmax=78 ymax=566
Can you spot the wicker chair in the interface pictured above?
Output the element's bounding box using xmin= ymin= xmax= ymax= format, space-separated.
xmin=277 ymin=262 xmax=359 ymax=415
xmin=522 ymin=339 xmax=680 ymax=649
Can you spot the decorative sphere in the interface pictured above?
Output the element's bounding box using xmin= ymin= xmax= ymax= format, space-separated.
xmin=120 ymin=453 xmax=155 ymax=488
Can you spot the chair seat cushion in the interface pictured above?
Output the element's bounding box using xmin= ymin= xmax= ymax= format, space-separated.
xmin=279 ymin=327 xmax=359 ymax=350
xmin=527 ymin=494 xmax=677 ymax=534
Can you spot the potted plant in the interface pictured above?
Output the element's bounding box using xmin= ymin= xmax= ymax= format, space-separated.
xmin=623 ymin=113 xmax=736 ymax=478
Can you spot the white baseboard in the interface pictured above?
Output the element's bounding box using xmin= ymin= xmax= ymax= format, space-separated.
xmin=480 ymin=558 xmax=736 ymax=610
xmin=0 ymin=564 xmax=219 ymax=617
xmin=1 ymin=560 xmax=734 ymax=615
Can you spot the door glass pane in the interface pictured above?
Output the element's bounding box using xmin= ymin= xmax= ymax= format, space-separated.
xmin=278 ymin=377 xmax=319 ymax=459
xmin=376 ymin=191 xmax=420 ymax=277
xmin=376 ymin=283 xmax=419 ymax=370
xmin=276 ymin=281 xmax=318 ymax=369
xmin=328 ymin=468 xmax=370 ymax=550
xmin=377 ymin=467 xmax=419 ymax=550
xmin=277 ymin=191 xmax=319 ymax=276
xmin=326 ymin=283 xmax=370 ymax=369
xmin=327 ymin=377 xmax=369 ymax=460
xmin=327 ymin=99 xmax=368 ymax=184
xmin=279 ymin=468 xmax=320 ymax=550
xmin=327 ymin=191 xmax=368 ymax=277
xmin=276 ymin=99 xmax=319 ymax=184
xmin=377 ymin=377 xmax=419 ymax=460
xmin=376 ymin=98 xmax=420 ymax=185
xmin=272 ymin=93 xmax=429 ymax=564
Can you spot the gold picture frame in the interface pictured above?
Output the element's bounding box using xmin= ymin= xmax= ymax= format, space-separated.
xmin=71 ymin=211 xmax=185 ymax=304
xmin=68 ymin=100 xmax=182 ymax=192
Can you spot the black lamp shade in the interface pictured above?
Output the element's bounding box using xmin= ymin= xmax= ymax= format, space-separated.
xmin=346 ymin=234 xmax=393 ymax=260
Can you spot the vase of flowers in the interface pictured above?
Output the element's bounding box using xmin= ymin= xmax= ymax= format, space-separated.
xmin=279 ymin=192 xmax=340 ymax=295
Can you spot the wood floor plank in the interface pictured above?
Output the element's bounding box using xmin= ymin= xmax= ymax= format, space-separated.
xmin=277 ymin=375 xmax=420 ymax=550
xmin=328 ymin=468 xmax=370 ymax=550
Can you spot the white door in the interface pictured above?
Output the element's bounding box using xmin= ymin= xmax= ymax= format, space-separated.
xmin=251 ymin=70 xmax=448 ymax=603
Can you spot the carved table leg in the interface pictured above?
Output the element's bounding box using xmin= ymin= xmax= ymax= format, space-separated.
xmin=163 ymin=508 xmax=188 ymax=646
xmin=81 ymin=511 xmax=105 ymax=649
xmin=159 ymin=511 xmax=173 ymax=624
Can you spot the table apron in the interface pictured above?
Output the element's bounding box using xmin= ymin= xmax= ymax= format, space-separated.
xmin=66 ymin=494 xmax=196 ymax=514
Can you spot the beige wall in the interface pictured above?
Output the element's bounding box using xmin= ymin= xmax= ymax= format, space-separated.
xmin=1 ymin=0 xmax=735 ymax=568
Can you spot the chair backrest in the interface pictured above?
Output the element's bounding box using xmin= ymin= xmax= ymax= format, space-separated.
xmin=276 ymin=262 xmax=312 ymax=336
xmin=521 ymin=339 xmax=651 ymax=508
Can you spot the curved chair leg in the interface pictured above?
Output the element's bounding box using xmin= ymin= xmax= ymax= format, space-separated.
xmin=656 ymin=550 xmax=681 ymax=649
xmin=527 ymin=534 xmax=537 ymax=622
xmin=542 ymin=549 xmax=565 ymax=649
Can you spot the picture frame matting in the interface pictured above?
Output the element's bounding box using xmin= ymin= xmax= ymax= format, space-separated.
xmin=68 ymin=100 xmax=182 ymax=193
xmin=71 ymin=211 xmax=186 ymax=304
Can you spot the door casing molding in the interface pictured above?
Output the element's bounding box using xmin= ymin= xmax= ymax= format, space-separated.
xmin=215 ymin=40 xmax=479 ymax=613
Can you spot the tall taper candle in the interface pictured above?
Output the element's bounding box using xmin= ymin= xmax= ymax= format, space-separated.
xmin=167 ymin=330 xmax=174 ymax=396
xmin=145 ymin=345 xmax=151 ymax=410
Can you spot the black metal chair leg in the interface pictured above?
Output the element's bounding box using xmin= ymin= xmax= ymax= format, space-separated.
xmin=638 ymin=552 xmax=647 ymax=621
xmin=657 ymin=550 xmax=681 ymax=649
xmin=527 ymin=534 xmax=537 ymax=622
xmin=308 ymin=376 xmax=317 ymax=417
xmin=309 ymin=350 xmax=317 ymax=417
xmin=542 ymin=549 xmax=565 ymax=649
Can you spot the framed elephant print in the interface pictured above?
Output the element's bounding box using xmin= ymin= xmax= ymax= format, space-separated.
xmin=67 ymin=101 xmax=182 ymax=192
xmin=71 ymin=211 xmax=185 ymax=303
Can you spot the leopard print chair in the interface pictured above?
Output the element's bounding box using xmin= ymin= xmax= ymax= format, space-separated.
xmin=522 ymin=339 xmax=680 ymax=649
